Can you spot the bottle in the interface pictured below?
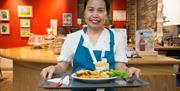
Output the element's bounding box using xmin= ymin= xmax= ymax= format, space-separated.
xmin=139 ymin=32 xmax=145 ymax=51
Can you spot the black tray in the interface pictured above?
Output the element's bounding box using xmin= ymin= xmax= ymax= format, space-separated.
xmin=39 ymin=73 xmax=148 ymax=89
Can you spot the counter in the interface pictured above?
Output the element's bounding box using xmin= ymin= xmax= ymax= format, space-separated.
xmin=155 ymin=46 xmax=180 ymax=59
xmin=155 ymin=46 xmax=180 ymax=51
xmin=0 ymin=47 xmax=180 ymax=91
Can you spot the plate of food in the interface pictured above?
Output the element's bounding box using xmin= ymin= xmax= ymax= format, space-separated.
xmin=71 ymin=69 xmax=128 ymax=83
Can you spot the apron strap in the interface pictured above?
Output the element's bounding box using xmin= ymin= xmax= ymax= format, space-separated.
xmin=82 ymin=28 xmax=98 ymax=62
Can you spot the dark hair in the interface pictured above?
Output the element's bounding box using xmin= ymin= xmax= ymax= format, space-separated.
xmin=83 ymin=0 xmax=110 ymax=15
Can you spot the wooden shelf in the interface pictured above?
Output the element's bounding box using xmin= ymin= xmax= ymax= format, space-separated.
xmin=176 ymin=86 xmax=180 ymax=91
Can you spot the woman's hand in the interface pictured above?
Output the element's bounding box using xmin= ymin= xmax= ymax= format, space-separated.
xmin=40 ymin=65 xmax=56 ymax=79
xmin=40 ymin=62 xmax=69 ymax=79
xmin=115 ymin=62 xmax=141 ymax=78
xmin=127 ymin=67 xmax=141 ymax=78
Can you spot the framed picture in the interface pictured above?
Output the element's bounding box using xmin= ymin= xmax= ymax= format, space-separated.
xmin=0 ymin=9 xmax=9 ymax=21
xmin=0 ymin=23 xmax=10 ymax=34
xmin=113 ymin=10 xmax=126 ymax=21
xmin=135 ymin=29 xmax=154 ymax=51
xmin=18 ymin=5 xmax=33 ymax=17
xmin=20 ymin=19 xmax=30 ymax=28
xmin=63 ymin=13 xmax=72 ymax=26
xmin=20 ymin=28 xmax=30 ymax=37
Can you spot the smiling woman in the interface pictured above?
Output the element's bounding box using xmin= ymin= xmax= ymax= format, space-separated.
xmin=41 ymin=0 xmax=141 ymax=91
xmin=78 ymin=0 xmax=112 ymax=25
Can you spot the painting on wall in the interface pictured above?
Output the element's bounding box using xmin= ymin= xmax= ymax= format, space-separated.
xmin=0 ymin=23 xmax=10 ymax=34
xmin=20 ymin=19 xmax=30 ymax=28
xmin=20 ymin=28 xmax=30 ymax=37
xmin=18 ymin=5 xmax=33 ymax=17
xmin=0 ymin=9 xmax=9 ymax=21
xmin=113 ymin=10 xmax=126 ymax=21
xmin=63 ymin=13 xmax=72 ymax=26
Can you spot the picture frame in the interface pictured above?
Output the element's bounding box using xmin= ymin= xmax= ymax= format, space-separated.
xmin=18 ymin=5 xmax=33 ymax=17
xmin=113 ymin=10 xmax=126 ymax=21
xmin=135 ymin=29 xmax=154 ymax=51
xmin=63 ymin=13 xmax=72 ymax=26
xmin=20 ymin=28 xmax=30 ymax=37
xmin=0 ymin=9 xmax=9 ymax=21
xmin=20 ymin=19 xmax=30 ymax=28
xmin=0 ymin=23 xmax=10 ymax=34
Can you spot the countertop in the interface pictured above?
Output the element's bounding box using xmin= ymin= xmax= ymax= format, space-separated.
xmin=0 ymin=47 xmax=58 ymax=64
xmin=0 ymin=47 xmax=179 ymax=64
xmin=155 ymin=46 xmax=180 ymax=51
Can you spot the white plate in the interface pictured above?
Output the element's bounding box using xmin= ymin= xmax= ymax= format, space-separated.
xmin=71 ymin=73 xmax=118 ymax=83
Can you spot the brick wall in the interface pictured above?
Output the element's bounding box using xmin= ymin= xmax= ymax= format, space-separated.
xmin=127 ymin=0 xmax=137 ymax=42
xmin=137 ymin=0 xmax=157 ymax=30
xmin=127 ymin=0 xmax=163 ymax=44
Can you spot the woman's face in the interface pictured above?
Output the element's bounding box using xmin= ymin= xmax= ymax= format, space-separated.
xmin=84 ymin=0 xmax=108 ymax=30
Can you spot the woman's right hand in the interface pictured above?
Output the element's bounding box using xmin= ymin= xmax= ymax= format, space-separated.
xmin=40 ymin=65 xmax=55 ymax=79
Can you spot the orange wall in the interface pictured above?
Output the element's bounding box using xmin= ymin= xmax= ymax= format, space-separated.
xmin=0 ymin=0 xmax=127 ymax=48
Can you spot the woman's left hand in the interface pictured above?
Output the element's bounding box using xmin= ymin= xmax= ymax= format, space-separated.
xmin=115 ymin=63 xmax=141 ymax=78
xmin=127 ymin=67 xmax=141 ymax=78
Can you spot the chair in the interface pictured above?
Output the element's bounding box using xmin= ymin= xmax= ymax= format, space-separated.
xmin=70 ymin=26 xmax=80 ymax=33
xmin=57 ymin=26 xmax=67 ymax=36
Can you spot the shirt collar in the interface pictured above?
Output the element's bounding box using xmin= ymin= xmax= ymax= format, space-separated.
xmin=82 ymin=28 xmax=109 ymax=51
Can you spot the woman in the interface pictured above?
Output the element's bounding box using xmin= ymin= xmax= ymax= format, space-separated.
xmin=41 ymin=0 xmax=140 ymax=91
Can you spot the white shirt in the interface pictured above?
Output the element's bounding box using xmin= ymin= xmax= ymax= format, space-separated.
xmin=57 ymin=28 xmax=128 ymax=63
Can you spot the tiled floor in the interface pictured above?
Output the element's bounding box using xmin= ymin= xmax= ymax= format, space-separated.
xmin=0 ymin=71 xmax=13 ymax=91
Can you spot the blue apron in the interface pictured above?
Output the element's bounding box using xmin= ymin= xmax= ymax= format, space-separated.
xmin=71 ymin=27 xmax=115 ymax=91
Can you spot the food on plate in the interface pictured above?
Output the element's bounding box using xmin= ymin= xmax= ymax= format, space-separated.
xmin=94 ymin=58 xmax=108 ymax=67
xmin=74 ymin=69 xmax=129 ymax=79
xmin=93 ymin=58 xmax=109 ymax=72
xmin=75 ymin=70 xmax=100 ymax=78
xmin=109 ymin=69 xmax=129 ymax=79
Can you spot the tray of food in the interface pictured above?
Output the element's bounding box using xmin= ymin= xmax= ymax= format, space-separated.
xmin=39 ymin=69 xmax=148 ymax=89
